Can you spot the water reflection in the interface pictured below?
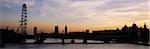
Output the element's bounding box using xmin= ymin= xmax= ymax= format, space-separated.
xmin=2 ymin=39 xmax=149 ymax=49
xmin=2 ymin=44 xmax=149 ymax=49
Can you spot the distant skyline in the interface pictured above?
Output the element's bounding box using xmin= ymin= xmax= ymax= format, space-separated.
xmin=0 ymin=0 xmax=150 ymax=34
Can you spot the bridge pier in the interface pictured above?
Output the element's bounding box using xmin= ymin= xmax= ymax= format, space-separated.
xmin=0 ymin=43 xmax=5 ymax=48
xmin=71 ymin=39 xmax=75 ymax=43
xmin=62 ymin=38 xmax=64 ymax=44
xmin=61 ymin=36 xmax=65 ymax=44
xmin=104 ymin=40 xmax=110 ymax=43
xmin=83 ymin=39 xmax=87 ymax=44
xmin=83 ymin=29 xmax=89 ymax=44
xmin=34 ymin=34 xmax=45 ymax=43
xmin=104 ymin=37 xmax=110 ymax=43
xmin=143 ymin=42 xmax=149 ymax=46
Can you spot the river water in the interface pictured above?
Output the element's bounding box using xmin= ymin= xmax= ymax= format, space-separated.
xmin=2 ymin=39 xmax=149 ymax=49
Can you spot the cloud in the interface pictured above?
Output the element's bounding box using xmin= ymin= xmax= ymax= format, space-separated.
xmin=0 ymin=0 xmax=149 ymax=32
xmin=1 ymin=0 xmax=148 ymax=24
xmin=40 ymin=0 xmax=96 ymax=24
xmin=39 ymin=0 xmax=148 ymax=27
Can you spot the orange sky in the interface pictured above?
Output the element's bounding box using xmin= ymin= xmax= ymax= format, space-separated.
xmin=0 ymin=0 xmax=149 ymax=34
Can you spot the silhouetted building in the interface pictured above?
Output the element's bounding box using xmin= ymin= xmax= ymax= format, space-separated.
xmin=86 ymin=29 xmax=89 ymax=33
xmin=139 ymin=27 xmax=144 ymax=39
xmin=139 ymin=23 xmax=149 ymax=45
xmin=129 ymin=23 xmax=139 ymax=43
xmin=122 ymin=25 xmax=129 ymax=35
xmin=34 ymin=27 xmax=37 ymax=40
xmin=122 ymin=25 xmax=129 ymax=33
xmin=116 ymin=28 xmax=121 ymax=33
xmin=34 ymin=27 xmax=37 ymax=35
xmin=143 ymin=23 xmax=149 ymax=42
xmin=93 ymin=30 xmax=116 ymax=36
xmin=0 ymin=28 xmax=25 ymax=43
xmin=6 ymin=27 xmax=9 ymax=30
xmin=65 ymin=25 xmax=67 ymax=35
xmin=55 ymin=26 xmax=59 ymax=34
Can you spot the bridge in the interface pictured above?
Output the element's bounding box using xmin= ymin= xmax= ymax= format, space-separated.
xmin=25 ymin=33 xmax=129 ymax=44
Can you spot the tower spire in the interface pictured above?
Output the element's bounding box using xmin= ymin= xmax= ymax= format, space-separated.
xmin=144 ymin=23 xmax=147 ymax=29
xmin=65 ymin=25 xmax=67 ymax=35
